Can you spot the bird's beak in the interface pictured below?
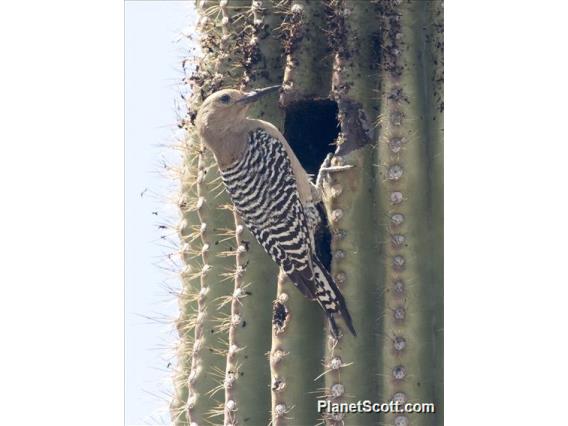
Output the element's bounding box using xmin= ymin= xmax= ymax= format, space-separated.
xmin=236 ymin=85 xmax=281 ymax=104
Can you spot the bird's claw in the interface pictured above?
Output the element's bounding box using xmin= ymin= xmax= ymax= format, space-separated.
xmin=321 ymin=153 xmax=333 ymax=169
xmin=316 ymin=154 xmax=354 ymax=193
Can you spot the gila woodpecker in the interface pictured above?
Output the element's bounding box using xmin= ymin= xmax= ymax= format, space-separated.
xmin=195 ymin=86 xmax=356 ymax=337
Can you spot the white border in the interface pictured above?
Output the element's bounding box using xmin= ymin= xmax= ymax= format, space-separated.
xmin=2 ymin=1 xmax=568 ymax=425
xmin=0 ymin=1 xmax=124 ymax=424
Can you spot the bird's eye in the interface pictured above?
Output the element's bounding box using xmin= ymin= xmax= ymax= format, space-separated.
xmin=219 ymin=94 xmax=231 ymax=104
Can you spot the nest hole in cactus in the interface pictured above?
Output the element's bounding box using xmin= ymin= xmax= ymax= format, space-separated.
xmin=283 ymin=100 xmax=340 ymax=270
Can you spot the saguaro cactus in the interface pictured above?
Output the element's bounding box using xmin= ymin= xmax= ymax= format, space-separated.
xmin=171 ymin=1 xmax=443 ymax=425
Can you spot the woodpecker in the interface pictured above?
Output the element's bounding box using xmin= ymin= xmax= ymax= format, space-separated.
xmin=195 ymin=86 xmax=356 ymax=337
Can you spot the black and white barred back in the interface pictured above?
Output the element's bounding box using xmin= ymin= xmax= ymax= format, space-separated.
xmin=220 ymin=128 xmax=356 ymax=336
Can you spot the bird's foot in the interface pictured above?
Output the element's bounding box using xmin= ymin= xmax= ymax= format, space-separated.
xmin=320 ymin=164 xmax=354 ymax=172
xmin=316 ymin=153 xmax=355 ymax=194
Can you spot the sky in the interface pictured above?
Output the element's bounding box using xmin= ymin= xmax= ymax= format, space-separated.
xmin=125 ymin=2 xmax=196 ymax=424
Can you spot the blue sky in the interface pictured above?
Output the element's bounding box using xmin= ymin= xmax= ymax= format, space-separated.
xmin=125 ymin=2 xmax=196 ymax=424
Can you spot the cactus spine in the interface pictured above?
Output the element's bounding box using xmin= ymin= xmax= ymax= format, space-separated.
xmin=171 ymin=1 xmax=443 ymax=425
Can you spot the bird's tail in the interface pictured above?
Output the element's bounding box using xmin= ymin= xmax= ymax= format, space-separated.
xmin=311 ymin=256 xmax=356 ymax=337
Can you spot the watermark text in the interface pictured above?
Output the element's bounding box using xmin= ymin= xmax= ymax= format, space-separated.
xmin=317 ymin=400 xmax=436 ymax=414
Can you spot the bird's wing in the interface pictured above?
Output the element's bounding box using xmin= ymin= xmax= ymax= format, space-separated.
xmin=220 ymin=128 xmax=317 ymax=299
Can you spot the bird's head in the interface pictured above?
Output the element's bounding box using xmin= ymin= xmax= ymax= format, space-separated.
xmin=195 ymin=86 xmax=280 ymax=142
